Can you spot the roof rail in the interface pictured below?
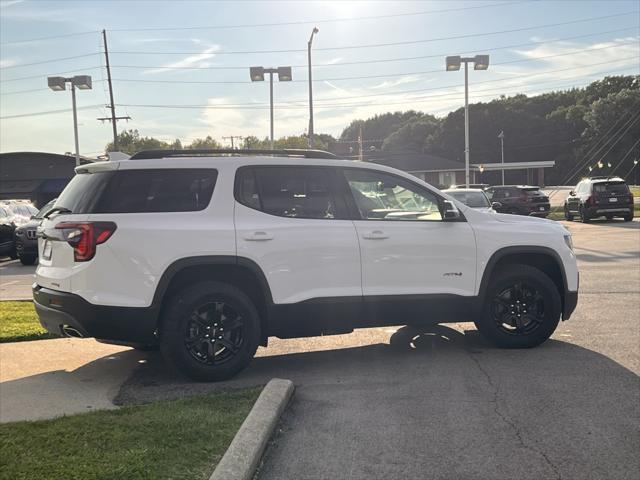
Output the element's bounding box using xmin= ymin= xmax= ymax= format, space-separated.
xmin=129 ymin=148 xmax=340 ymax=160
xmin=588 ymin=175 xmax=624 ymax=181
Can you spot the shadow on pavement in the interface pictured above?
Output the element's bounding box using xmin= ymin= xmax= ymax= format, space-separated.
xmin=1 ymin=348 xmax=145 ymax=423
xmin=116 ymin=324 xmax=639 ymax=478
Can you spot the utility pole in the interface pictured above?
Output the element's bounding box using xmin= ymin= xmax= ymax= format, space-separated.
xmin=223 ymin=135 xmax=244 ymax=149
xmin=99 ymin=29 xmax=131 ymax=151
xmin=307 ymin=27 xmax=319 ymax=149
xmin=498 ymin=130 xmax=505 ymax=185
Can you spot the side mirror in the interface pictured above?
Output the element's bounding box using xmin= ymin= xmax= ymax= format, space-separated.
xmin=491 ymin=202 xmax=502 ymax=210
xmin=442 ymin=200 xmax=460 ymax=220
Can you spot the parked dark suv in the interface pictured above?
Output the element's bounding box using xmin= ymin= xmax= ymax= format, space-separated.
xmin=564 ymin=177 xmax=634 ymax=222
xmin=14 ymin=198 xmax=57 ymax=265
xmin=485 ymin=185 xmax=550 ymax=217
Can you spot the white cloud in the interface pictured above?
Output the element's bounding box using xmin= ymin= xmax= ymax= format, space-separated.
xmin=143 ymin=44 xmax=220 ymax=75
xmin=0 ymin=58 xmax=18 ymax=68
xmin=371 ymin=74 xmax=423 ymax=90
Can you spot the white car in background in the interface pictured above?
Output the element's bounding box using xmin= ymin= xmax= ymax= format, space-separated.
xmin=444 ymin=188 xmax=498 ymax=214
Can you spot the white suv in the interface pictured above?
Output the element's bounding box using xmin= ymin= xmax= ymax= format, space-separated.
xmin=33 ymin=150 xmax=579 ymax=381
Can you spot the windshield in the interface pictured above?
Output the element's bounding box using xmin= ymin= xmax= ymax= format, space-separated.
xmin=448 ymin=191 xmax=490 ymax=208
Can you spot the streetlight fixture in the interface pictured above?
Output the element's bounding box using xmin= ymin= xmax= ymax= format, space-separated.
xmin=250 ymin=66 xmax=292 ymax=149
xmin=47 ymin=75 xmax=93 ymax=166
xmin=445 ymin=54 xmax=490 ymax=188
xmin=307 ymin=26 xmax=319 ymax=148
xmin=498 ymin=130 xmax=505 ymax=185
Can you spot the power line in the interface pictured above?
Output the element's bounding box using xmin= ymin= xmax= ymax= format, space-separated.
xmin=1 ymin=53 xmax=102 ymax=70
xmin=0 ymin=66 xmax=103 ymax=83
xmin=0 ymin=104 xmax=103 ymax=120
xmin=107 ymin=27 xmax=639 ymax=71
xmin=113 ymin=77 xmax=630 ymax=112
xmin=107 ymin=50 xmax=639 ymax=85
xmin=0 ymin=30 xmax=100 ymax=47
xmin=610 ymin=137 xmax=640 ymax=175
xmin=109 ymin=11 xmax=638 ymax=56
xmin=109 ymin=1 xmax=527 ymax=32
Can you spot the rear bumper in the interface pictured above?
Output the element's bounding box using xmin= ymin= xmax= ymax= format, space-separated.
xmin=563 ymin=291 xmax=578 ymax=320
xmin=32 ymin=284 xmax=158 ymax=344
xmin=528 ymin=204 xmax=550 ymax=216
xmin=585 ymin=205 xmax=633 ymax=216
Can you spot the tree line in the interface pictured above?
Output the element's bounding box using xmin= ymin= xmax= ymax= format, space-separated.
xmin=107 ymin=75 xmax=639 ymax=185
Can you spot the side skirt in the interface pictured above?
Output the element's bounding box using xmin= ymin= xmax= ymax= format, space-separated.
xmin=268 ymin=294 xmax=477 ymax=339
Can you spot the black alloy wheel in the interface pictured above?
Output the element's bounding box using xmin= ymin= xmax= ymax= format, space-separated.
xmin=491 ymin=282 xmax=545 ymax=336
xmin=160 ymin=281 xmax=260 ymax=382
xmin=474 ymin=264 xmax=561 ymax=348
xmin=185 ymin=301 xmax=245 ymax=365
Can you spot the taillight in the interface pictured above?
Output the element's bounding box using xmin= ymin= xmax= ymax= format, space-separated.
xmin=54 ymin=222 xmax=117 ymax=262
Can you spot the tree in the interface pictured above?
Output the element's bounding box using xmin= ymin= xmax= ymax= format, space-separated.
xmin=106 ymin=129 xmax=175 ymax=155
xmin=187 ymin=136 xmax=222 ymax=149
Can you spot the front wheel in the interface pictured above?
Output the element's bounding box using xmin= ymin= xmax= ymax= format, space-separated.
xmin=474 ymin=265 xmax=561 ymax=348
xmin=564 ymin=205 xmax=574 ymax=221
xmin=19 ymin=254 xmax=37 ymax=266
xmin=159 ymin=281 xmax=260 ymax=382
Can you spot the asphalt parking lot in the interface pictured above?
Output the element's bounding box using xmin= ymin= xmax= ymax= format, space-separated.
xmin=2 ymin=219 xmax=639 ymax=479
xmin=114 ymin=218 xmax=639 ymax=480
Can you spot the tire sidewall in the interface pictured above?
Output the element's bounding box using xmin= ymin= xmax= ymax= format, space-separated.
xmin=476 ymin=266 xmax=561 ymax=348
xmin=160 ymin=281 xmax=260 ymax=382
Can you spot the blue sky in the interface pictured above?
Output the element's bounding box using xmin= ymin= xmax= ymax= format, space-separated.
xmin=1 ymin=0 xmax=638 ymax=155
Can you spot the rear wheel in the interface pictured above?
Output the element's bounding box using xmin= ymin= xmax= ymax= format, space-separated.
xmin=623 ymin=212 xmax=634 ymax=222
xmin=579 ymin=206 xmax=590 ymax=223
xmin=605 ymin=214 xmax=614 ymax=220
xmin=19 ymin=254 xmax=36 ymax=266
xmin=160 ymin=281 xmax=260 ymax=382
xmin=564 ymin=205 xmax=574 ymax=221
xmin=474 ymin=265 xmax=561 ymax=348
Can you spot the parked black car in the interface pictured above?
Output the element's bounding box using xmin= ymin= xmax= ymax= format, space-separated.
xmin=0 ymin=205 xmax=17 ymax=258
xmin=564 ymin=176 xmax=634 ymax=222
xmin=484 ymin=185 xmax=551 ymax=217
xmin=14 ymin=198 xmax=57 ymax=265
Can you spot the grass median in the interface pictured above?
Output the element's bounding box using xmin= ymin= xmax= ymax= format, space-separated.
xmin=0 ymin=388 xmax=261 ymax=480
xmin=0 ymin=301 xmax=55 ymax=343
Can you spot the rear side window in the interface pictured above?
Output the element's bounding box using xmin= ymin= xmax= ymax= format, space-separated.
xmin=236 ymin=167 xmax=340 ymax=219
xmin=55 ymin=169 xmax=217 ymax=214
xmin=97 ymin=169 xmax=217 ymax=213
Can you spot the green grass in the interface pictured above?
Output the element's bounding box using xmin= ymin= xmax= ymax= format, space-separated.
xmin=547 ymin=204 xmax=639 ymax=221
xmin=0 ymin=301 xmax=55 ymax=343
xmin=630 ymin=186 xmax=640 ymax=197
xmin=0 ymin=388 xmax=261 ymax=480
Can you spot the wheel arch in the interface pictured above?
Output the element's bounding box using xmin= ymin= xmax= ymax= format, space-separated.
xmin=478 ymin=246 xmax=568 ymax=310
xmin=152 ymin=256 xmax=273 ymax=345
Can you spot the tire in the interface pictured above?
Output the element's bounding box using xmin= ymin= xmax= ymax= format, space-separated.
xmin=159 ymin=281 xmax=261 ymax=382
xmin=131 ymin=343 xmax=159 ymax=351
xmin=474 ymin=264 xmax=561 ymax=349
xmin=605 ymin=214 xmax=614 ymax=220
xmin=579 ymin=206 xmax=590 ymax=223
xmin=564 ymin=205 xmax=574 ymax=221
xmin=623 ymin=212 xmax=634 ymax=222
xmin=19 ymin=254 xmax=36 ymax=266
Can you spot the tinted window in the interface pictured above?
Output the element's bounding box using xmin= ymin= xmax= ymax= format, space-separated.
xmin=593 ymin=182 xmax=629 ymax=195
xmin=35 ymin=199 xmax=57 ymax=219
xmin=96 ymin=169 xmax=217 ymax=213
xmin=55 ymin=169 xmax=217 ymax=214
xmin=240 ymin=167 xmax=338 ymax=219
xmin=344 ymin=169 xmax=442 ymax=221
xmin=55 ymin=171 xmax=114 ymax=214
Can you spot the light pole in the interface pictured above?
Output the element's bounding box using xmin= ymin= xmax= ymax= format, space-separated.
xmin=250 ymin=66 xmax=292 ymax=150
xmin=445 ymin=55 xmax=489 ymax=188
xmin=308 ymin=27 xmax=319 ymax=149
xmin=498 ymin=130 xmax=505 ymax=185
xmin=47 ymin=75 xmax=92 ymax=166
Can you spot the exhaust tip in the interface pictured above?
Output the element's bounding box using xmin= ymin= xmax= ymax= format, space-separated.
xmin=62 ymin=325 xmax=84 ymax=338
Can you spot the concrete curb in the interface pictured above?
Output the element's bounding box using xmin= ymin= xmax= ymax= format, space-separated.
xmin=209 ymin=378 xmax=294 ymax=480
